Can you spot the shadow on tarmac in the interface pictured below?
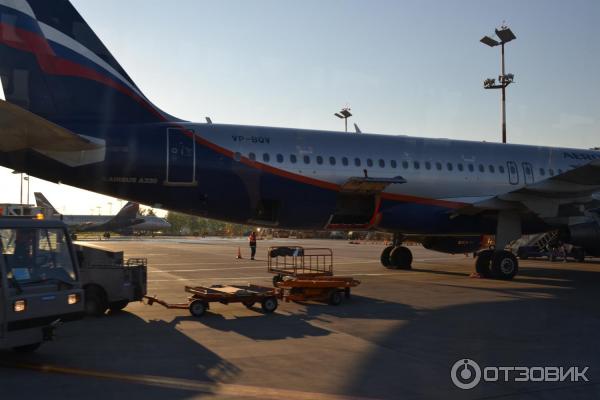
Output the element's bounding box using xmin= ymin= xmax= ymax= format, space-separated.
xmin=342 ymin=264 xmax=600 ymax=399
xmin=0 ymin=310 xmax=240 ymax=399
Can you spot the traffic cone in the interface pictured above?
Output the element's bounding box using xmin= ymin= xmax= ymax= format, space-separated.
xmin=236 ymin=247 xmax=243 ymax=259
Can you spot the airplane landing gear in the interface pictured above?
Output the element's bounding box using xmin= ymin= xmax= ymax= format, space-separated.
xmin=475 ymin=249 xmax=518 ymax=280
xmin=380 ymin=233 xmax=413 ymax=269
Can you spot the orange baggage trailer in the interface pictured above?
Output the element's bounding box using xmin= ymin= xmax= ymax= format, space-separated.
xmin=144 ymin=284 xmax=278 ymax=317
xmin=268 ymin=246 xmax=333 ymax=286
xmin=277 ymin=276 xmax=361 ymax=305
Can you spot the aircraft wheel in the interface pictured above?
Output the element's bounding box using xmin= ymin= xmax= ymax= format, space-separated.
xmin=13 ymin=343 xmax=42 ymax=353
xmin=389 ymin=246 xmax=413 ymax=269
xmin=475 ymin=250 xmax=493 ymax=278
xmin=491 ymin=250 xmax=518 ymax=280
xmin=380 ymin=246 xmax=394 ymax=267
xmin=84 ymin=286 xmax=108 ymax=317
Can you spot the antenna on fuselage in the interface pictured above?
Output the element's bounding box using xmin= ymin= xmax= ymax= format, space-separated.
xmin=354 ymin=123 xmax=362 ymax=134
xmin=205 ymin=117 xmax=213 ymax=124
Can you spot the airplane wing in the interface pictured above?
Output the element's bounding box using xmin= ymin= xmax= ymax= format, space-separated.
xmin=457 ymin=160 xmax=600 ymax=218
xmin=0 ymin=100 xmax=105 ymax=166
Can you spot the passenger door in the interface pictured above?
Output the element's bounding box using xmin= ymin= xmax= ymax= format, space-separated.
xmin=522 ymin=162 xmax=534 ymax=185
xmin=507 ymin=161 xmax=519 ymax=185
xmin=165 ymin=128 xmax=197 ymax=186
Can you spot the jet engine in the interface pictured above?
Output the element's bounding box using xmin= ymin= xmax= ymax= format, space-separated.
xmin=567 ymin=222 xmax=600 ymax=256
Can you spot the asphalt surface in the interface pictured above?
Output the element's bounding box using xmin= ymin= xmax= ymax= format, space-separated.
xmin=2 ymin=237 xmax=600 ymax=399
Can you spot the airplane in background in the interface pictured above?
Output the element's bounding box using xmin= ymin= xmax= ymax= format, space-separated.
xmin=1 ymin=0 xmax=600 ymax=280
xmin=34 ymin=193 xmax=170 ymax=236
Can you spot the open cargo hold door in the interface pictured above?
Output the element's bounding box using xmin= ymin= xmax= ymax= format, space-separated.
xmin=326 ymin=176 xmax=406 ymax=229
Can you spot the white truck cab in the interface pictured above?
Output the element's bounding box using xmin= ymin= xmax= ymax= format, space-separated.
xmin=0 ymin=218 xmax=84 ymax=352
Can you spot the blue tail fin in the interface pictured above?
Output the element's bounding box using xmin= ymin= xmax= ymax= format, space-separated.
xmin=0 ymin=0 xmax=174 ymax=124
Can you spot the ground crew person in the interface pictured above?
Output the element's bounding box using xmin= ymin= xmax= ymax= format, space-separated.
xmin=249 ymin=231 xmax=257 ymax=260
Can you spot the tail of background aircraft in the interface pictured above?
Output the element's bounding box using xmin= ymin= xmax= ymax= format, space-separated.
xmin=0 ymin=0 xmax=175 ymax=124
xmin=113 ymin=201 xmax=139 ymax=221
xmin=34 ymin=191 xmax=59 ymax=215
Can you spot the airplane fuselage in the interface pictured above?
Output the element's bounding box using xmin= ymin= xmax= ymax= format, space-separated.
xmin=7 ymin=122 xmax=598 ymax=236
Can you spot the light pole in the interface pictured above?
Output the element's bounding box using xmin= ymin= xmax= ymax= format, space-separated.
xmin=481 ymin=25 xmax=516 ymax=144
xmin=334 ymin=107 xmax=352 ymax=132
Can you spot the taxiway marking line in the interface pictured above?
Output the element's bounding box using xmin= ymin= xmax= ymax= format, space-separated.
xmin=0 ymin=362 xmax=378 ymax=400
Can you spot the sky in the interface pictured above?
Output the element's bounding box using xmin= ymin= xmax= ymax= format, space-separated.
xmin=0 ymin=0 xmax=598 ymax=215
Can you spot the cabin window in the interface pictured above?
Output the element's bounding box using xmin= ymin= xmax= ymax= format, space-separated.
xmin=354 ymin=158 xmax=361 ymax=167
xmin=316 ymin=155 xmax=323 ymax=165
xmin=539 ymin=168 xmax=545 ymax=176
xmin=549 ymin=169 xmax=555 ymax=176
xmin=379 ymin=159 xmax=385 ymax=168
xmin=402 ymin=161 xmax=409 ymax=169
xmin=276 ymin=154 xmax=284 ymax=163
xmin=447 ymin=162 xmax=453 ymax=171
xmin=478 ymin=164 xmax=485 ymax=173
xmin=498 ymin=165 xmax=505 ymax=173
xmin=342 ymin=157 xmax=349 ymax=166
xmin=558 ymin=169 xmax=563 ymax=175
xmin=303 ymin=155 xmax=310 ymax=164
xmin=290 ymin=154 xmax=297 ymax=164
xmin=249 ymin=152 xmax=256 ymax=161
xmin=509 ymin=165 xmax=517 ymax=174
xmin=234 ymin=152 xmax=242 ymax=162
xmin=367 ymin=159 xmax=373 ymax=167
xmin=329 ymin=156 xmax=336 ymax=165
xmin=414 ymin=161 xmax=420 ymax=170
xmin=262 ymin=153 xmax=270 ymax=162
xmin=391 ymin=160 xmax=397 ymax=168
xmin=425 ymin=161 xmax=431 ymax=170
xmin=488 ymin=165 xmax=495 ymax=173
xmin=468 ymin=164 xmax=474 ymax=172
xmin=436 ymin=162 xmax=442 ymax=170
xmin=457 ymin=163 xmax=464 ymax=172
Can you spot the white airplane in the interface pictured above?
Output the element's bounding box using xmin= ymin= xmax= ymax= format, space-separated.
xmin=0 ymin=0 xmax=599 ymax=280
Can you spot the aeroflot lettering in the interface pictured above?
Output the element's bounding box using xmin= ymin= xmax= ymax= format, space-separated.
xmin=563 ymin=152 xmax=600 ymax=160
xmin=232 ymin=136 xmax=271 ymax=144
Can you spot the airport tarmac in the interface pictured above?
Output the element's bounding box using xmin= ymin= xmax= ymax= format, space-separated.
xmin=2 ymin=238 xmax=600 ymax=399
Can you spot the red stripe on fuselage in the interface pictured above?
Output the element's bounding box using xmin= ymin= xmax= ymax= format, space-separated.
xmin=0 ymin=23 xmax=467 ymax=211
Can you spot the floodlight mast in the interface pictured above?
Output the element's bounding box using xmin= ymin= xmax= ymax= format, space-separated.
xmin=480 ymin=25 xmax=516 ymax=143
xmin=334 ymin=107 xmax=353 ymax=132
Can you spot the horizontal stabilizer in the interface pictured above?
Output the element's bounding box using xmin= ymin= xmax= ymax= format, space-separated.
xmin=0 ymin=100 xmax=105 ymax=166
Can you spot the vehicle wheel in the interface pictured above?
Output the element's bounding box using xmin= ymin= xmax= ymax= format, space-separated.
xmin=109 ymin=300 xmax=129 ymax=312
xmin=272 ymin=274 xmax=283 ymax=286
xmin=261 ymin=297 xmax=278 ymax=313
xmin=243 ymin=301 xmax=256 ymax=309
xmin=13 ymin=343 xmax=42 ymax=353
xmin=389 ymin=246 xmax=413 ymax=269
xmin=491 ymin=251 xmax=519 ymax=280
xmin=475 ymin=250 xmax=493 ymax=278
xmin=85 ymin=286 xmax=108 ymax=317
xmin=574 ymin=248 xmax=585 ymax=263
xmin=344 ymin=287 xmax=351 ymax=299
xmin=328 ymin=290 xmax=342 ymax=306
xmin=189 ymin=300 xmax=207 ymax=317
xmin=380 ymin=246 xmax=393 ymax=267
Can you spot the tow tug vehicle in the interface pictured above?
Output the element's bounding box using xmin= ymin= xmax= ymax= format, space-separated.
xmin=0 ymin=212 xmax=84 ymax=352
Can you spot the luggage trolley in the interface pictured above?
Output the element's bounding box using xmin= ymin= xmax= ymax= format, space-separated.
xmin=144 ymin=284 xmax=278 ymax=317
xmin=268 ymin=246 xmax=333 ymax=286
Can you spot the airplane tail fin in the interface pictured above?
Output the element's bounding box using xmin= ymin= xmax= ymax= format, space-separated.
xmin=113 ymin=201 xmax=139 ymax=221
xmin=34 ymin=191 xmax=59 ymax=215
xmin=0 ymin=0 xmax=174 ymax=124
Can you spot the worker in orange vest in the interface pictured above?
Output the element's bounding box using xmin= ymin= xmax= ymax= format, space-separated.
xmin=248 ymin=231 xmax=257 ymax=260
